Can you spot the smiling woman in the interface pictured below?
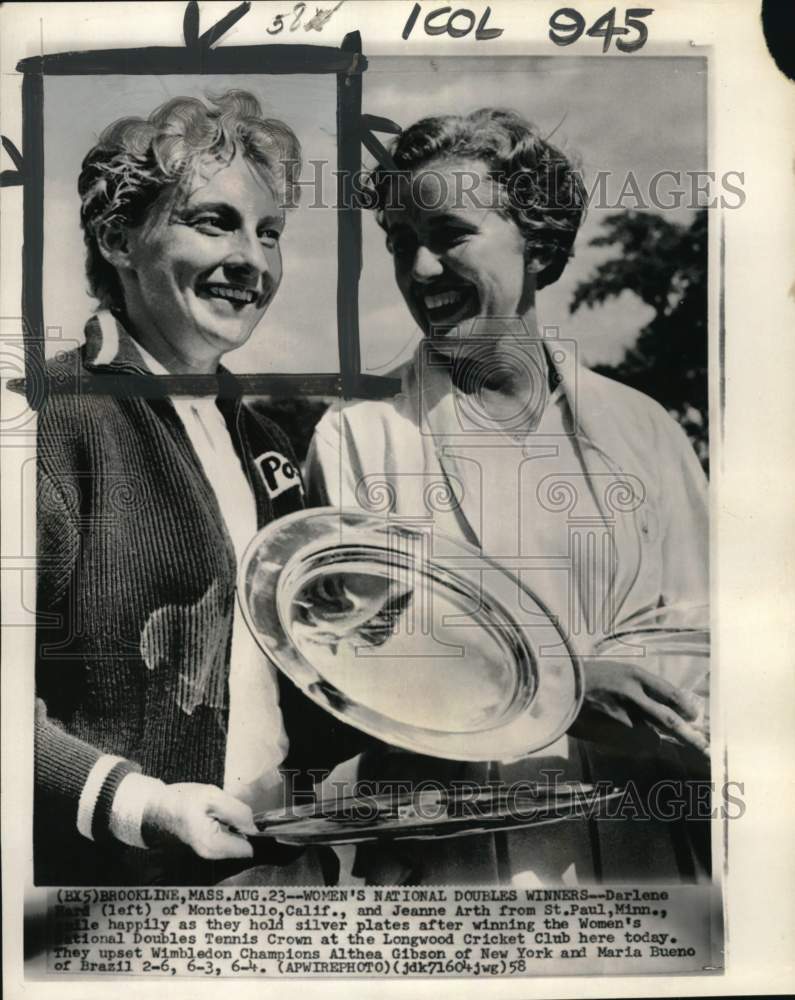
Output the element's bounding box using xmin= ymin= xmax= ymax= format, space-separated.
xmin=34 ymin=91 xmax=367 ymax=886
xmin=382 ymin=160 xmax=528 ymax=340
xmin=78 ymin=91 xmax=300 ymax=373
xmin=307 ymin=107 xmax=710 ymax=886
xmin=370 ymin=108 xmax=586 ymax=353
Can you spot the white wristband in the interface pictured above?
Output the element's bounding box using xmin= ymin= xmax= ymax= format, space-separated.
xmin=76 ymin=754 xmax=127 ymax=842
xmin=109 ymin=772 xmax=167 ymax=849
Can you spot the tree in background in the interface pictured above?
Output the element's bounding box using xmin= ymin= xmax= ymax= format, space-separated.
xmin=570 ymin=209 xmax=708 ymax=471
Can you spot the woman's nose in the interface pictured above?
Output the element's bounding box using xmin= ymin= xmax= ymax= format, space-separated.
xmin=411 ymin=245 xmax=444 ymax=282
xmin=226 ymin=229 xmax=271 ymax=279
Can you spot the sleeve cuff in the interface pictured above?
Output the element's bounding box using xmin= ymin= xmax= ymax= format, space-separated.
xmin=76 ymin=754 xmax=138 ymax=843
xmin=109 ymin=772 xmax=167 ymax=849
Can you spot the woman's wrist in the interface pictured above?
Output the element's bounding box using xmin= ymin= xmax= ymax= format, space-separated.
xmin=110 ymin=772 xmax=167 ymax=849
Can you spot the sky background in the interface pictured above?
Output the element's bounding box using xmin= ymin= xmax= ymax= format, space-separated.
xmin=43 ymin=56 xmax=706 ymax=373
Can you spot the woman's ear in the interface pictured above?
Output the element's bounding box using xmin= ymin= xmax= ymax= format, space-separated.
xmin=95 ymin=220 xmax=134 ymax=272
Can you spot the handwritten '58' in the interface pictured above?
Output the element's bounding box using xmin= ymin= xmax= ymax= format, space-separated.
xmin=267 ymin=0 xmax=345 ymax=35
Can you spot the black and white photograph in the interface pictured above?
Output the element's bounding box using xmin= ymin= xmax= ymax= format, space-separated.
xmin=1 ymin=1 xmax=793 ymax=996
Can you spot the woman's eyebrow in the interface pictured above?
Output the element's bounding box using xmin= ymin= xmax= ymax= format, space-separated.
xmin=427 ymin=214 xmax=480 ymax=232
xmin=257 ymin=211 xmax=285 ymax=229
xmin=178 ymin=200 xmax=239 ymax=221
xmin=176 ymin=200 xmax=283 ymax=228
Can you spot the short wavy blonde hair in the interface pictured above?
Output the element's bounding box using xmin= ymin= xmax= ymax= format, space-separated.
xmin=78 ymin=90 xmax=302 ymax=311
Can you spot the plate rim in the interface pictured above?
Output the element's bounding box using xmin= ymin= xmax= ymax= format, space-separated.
xmin=239 ymin=507 xmax=584 ymax=762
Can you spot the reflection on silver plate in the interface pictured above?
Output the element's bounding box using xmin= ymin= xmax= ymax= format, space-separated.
xmin=239 ymin=509 xmax=583 ymax=762
xmin=251 ymin=784 xmax=622 ymax=846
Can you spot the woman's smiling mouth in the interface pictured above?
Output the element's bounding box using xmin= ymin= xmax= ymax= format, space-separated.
xmin=420 ymin=285 xmax=478 ymax=328
xmin=198 ymin=282 xmax=261 ymax=307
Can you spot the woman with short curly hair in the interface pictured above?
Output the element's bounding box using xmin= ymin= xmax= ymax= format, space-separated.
xmin=308 ymin=108 xmax=709 ymax=885
xmin=369 ymin=107 xmax=586 ymax=290
xmin=35 ymin=91 xmax=362 ymax=886
xmin=79 ymin=90 xmax=301 ymax=315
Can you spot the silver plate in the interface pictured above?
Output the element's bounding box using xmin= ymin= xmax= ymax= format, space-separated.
xmin=252 ymin=784 xmax=622 ymax=846
xmin=239 ymin=509 xmax=583 ymax=762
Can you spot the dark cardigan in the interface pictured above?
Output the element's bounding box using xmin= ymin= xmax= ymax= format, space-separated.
xmin=35 ymin=322 xmax=369 ymax=885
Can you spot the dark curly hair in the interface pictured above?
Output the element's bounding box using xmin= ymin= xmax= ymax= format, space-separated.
xmin=369 ymin=108 xmax=586 ymax=290
xmin=78 ymin=90 xmax=302 ymax=311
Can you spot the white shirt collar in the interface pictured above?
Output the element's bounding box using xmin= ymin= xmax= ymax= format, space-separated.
xmin=133 ymin=338 xmax=170 ymax=377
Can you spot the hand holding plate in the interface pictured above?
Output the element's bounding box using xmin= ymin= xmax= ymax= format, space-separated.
xmin=573 ymin=658 xmax=709 ymax=755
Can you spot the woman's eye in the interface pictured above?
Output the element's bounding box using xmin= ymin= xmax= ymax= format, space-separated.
xmin=387 ymin=233 xmax=416 ymax=258
xmin=192 ymin=215 xmax=226 ymax=234
xmin=259 ymin=229 xmax=282 ymax=246
xmin=434 ymin=229 xmax=469 ymax=252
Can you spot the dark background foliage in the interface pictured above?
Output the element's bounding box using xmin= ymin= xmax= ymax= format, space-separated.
xmin=571 ymin=209 xmax=708 ymax=471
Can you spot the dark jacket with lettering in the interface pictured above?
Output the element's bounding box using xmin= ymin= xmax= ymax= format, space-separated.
xmin=35 ymin=315 xmax=368 ymax=885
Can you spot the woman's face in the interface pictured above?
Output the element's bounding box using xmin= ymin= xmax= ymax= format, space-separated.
xmin=382 ymin=158 xmax=533 ymax=352
xmin=116 ymin=152 xmax=284 ymax=370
